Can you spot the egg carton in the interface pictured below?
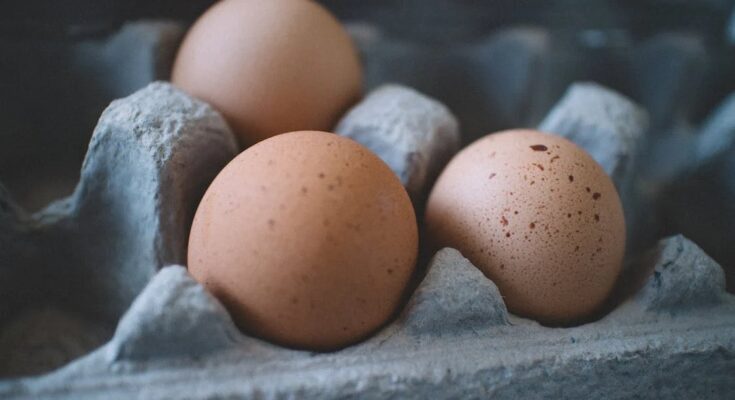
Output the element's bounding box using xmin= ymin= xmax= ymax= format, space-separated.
xmin=2 ymin=15 xmax=735 ymax=399
xmin=1 ymin=81 xmax=734 ymax=400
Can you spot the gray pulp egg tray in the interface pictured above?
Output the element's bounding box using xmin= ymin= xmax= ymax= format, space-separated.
xmin=2 ymin=17 xmax=735 ymax=400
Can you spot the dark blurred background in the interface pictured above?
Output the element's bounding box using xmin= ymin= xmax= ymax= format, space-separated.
xmin=1 ymin=0 xmax=732 ymax=41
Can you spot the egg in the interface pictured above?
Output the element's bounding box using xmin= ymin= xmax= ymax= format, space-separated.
xmin=172 ymin=0 xmax=363 ymax=147
xmin=425 ymin=129 xmax=625 ymax=324
xmin=188 ymin=131 xmax=418 ymax=350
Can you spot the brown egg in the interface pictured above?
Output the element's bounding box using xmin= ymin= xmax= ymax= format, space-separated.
xmin=172 ymin=0 xmax=363 ymax=147
xmin=188 ymin=131 xmax=417 ymax=350
xmin=425 ymin=129 xmax=625 ymax=324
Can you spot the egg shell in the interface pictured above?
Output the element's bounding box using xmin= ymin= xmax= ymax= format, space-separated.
xmin=425 ymin=129 xmax=626 ymax=324
xmin=172 ymin=0 xmax=363 ymax=147
xmin=188 ymin=131 xmax=418 ymax=351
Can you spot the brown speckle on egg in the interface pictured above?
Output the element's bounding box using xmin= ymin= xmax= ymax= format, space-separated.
xmin=425 ymin=129 xmax=626 ymax=324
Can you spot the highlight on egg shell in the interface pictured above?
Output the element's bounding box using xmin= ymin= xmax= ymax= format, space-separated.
xmin=425 ymin=129 xmax=626 ymax=325
xmin=187 ymin=131 xmax=418 ymax=351
xmin=172 ymin=0 xmax=363 ymax=148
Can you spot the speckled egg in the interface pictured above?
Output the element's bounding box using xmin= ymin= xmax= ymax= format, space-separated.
xmin=188 ymin=131 xmax=418 ymax=351
xmin=425 ymin=129 xmax=626 ymax=324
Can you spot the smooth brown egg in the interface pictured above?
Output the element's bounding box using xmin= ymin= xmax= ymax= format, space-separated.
xmin=188 ymin=131 xmax=418 ymax=351
xmin=172 ymin=0 xmax=363 ymax=147
xmin=425 ymin=129 xmax=625 ymax=324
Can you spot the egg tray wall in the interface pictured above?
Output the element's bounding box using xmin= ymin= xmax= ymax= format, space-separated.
xmin=1 ymin=15 xmax=735 ymax=400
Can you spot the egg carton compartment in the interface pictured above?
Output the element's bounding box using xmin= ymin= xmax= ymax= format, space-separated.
xmin=0 ymin=83 xmax=238 ymax=378
xmin=2 ymin=2 xmax=735 ymax=398
xmin=0 ymin=20 xmax=188 ymax=212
